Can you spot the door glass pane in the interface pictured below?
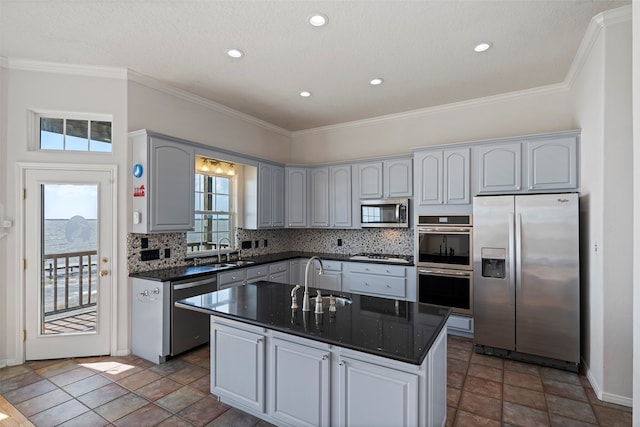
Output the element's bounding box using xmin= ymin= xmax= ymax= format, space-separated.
xmin=41 ymin=184 xmax=98 ymax=335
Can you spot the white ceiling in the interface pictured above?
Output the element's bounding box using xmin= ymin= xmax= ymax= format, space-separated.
xmin=0 ymin=0 xmax=630 ymax=132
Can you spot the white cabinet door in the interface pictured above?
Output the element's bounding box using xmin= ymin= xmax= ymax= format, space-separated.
xmin=330 ymin=165 xmax=352 ymax=228
xmin=426 ymin=327 xmax=447 ymax=427
xmin=211 ymin=322 xmax=265 ymax=412
xmin=313 ymin=260 xmax=342 ymax=292
xmin=443 ymin=148 xmax=470 ymax=204
xmin=526 ymin=137 xmax=577 ymax=191
xmin=415 ymin=150 xmax=443 ymax=205
xmin=269 ymin=338 xmax=330 ymax=427
xmin=476 ymin=143 xmax=522 ymax=193
xmin=310 ymin=167 xmax=330 ymax=227
xmin=258 ymin=163 xmax=285 ymax=228
xmin=356 ymin=162 xmax=383 ymax=199
xmin=384 ymin=158 xmax=413 ymax=198
xmin=131 ymin=131 xmax=195 ymax=233
xmin=338 ymin=356 xmax=419 ymax=427
xmin=285 ymin=167 xmax=308 ymax=227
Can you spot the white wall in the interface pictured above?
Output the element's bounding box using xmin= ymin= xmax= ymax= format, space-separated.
xmin=2 ymin=64 xmax=129 ymax=363
xmin=632 ymin=1 xmax=639 ymax=422
xmin=127 ymin=76 xmax=292 ymax=163
xmin=0 ymin=61 xmax=8 ymax=365
xmin=291 ymin=87 xmax=574 ymax=164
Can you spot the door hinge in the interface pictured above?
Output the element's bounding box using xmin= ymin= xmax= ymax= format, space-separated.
xmin=23 ymin=189 xmax=26 ymax=199
xmin=23 ymin=259 xmax=27 ymax=270
xmin=22 ymin=330 xmax=26 ymax=342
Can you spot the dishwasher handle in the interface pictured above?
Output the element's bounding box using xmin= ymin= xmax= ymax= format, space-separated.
xmin=172 ymin=277 xmax=217 ymax=291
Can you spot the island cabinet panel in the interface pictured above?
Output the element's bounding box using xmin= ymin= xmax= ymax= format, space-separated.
xmin=338 ymin=356 xmax=419 ymax=427
xmin=426 ymin=325 xmax=447 ymax=427
xmin=268 ymin=337 xmax=331 ymax=427
xmin=210 ymin=320 xmax=265 ymax=412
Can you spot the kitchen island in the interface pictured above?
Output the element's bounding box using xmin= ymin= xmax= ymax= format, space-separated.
xmin=177 ymin=281 xmax=449 ymax=427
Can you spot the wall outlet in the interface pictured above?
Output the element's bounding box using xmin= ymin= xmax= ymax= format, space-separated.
xmin=264 ymin=239 xmax=268 ymax=247
xmin=254 ymin=240 xmax=259 ymax=248
xmin=140 ymin=249 xmax=160 ymax=261
xmin=337 ymin=238 xmax=343 ymax=246
xmin=164 ymin=248 xmax=171 ymax=258
xmin=141 ymin=238 xmax=149 ymax=249
xmin=241 ymin=240 xmax=252 ymax=249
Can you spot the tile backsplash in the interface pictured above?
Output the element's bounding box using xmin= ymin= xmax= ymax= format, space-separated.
xmin=128 ymin=227 xmax=414 ymax=273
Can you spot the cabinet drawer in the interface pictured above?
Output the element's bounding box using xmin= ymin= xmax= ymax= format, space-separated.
xmin=348 ymin=263 xmax=406 ymax=277
xmin=319 ymin=261 xmax=342 ymax=271
xmin=246 ymin=265 xmax=268 ymax=280
xmin=269 ymin=261 xmax=288 ymax=274
xmin=218 ymin=269 xmax=246 ymax=286
xmin=348 ymin=274 xmax=405 ymax=298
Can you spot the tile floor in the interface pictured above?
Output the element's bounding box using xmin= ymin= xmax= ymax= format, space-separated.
xmin=446 ymin=335 xmax=632 ymax=426
xmin=0 ymin=336 xmax=633 ymax=427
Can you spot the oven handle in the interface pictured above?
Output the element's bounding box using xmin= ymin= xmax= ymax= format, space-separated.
xmin=418 ymin=227 xmax=472 ymax=233
xmin=418 ymin=269 xmax=471 ymax=277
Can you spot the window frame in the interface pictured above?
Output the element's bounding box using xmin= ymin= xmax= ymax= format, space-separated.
xmin=29 ymin=110 xmax=113 ymax=153
xmin=186 ymin=170 xmax=236 ymax=257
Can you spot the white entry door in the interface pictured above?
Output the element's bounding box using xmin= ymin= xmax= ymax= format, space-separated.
xmin=23 ymin=165 xmax=116 ymax=360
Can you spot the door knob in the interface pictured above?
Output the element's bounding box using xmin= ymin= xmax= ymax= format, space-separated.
xmin=99 ymin=269 xmax=109 ymax=277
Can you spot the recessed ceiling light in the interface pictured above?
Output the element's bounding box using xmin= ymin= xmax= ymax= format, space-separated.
xmin=474 ymin=42 xmax=492 ymax=53
xmin=370 ymin=78 xmax=384 ymax=86
xmin=226 ymin=48 xmax=244 ymax=58
xmin=309 ymin=13 xmax=328 ymax=27
xmin=300 ymin=91 xmax=312 ymax=97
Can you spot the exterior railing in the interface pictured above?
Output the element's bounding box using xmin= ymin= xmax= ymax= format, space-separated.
xmin=42 ymin=250 xmax=98 ymax=316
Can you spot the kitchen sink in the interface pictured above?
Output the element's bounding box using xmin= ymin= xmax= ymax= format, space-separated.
xmin=183 ymin=265 xmax=220 ymax=275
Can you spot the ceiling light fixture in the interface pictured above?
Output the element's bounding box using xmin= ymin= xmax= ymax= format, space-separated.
xmin=226 ymin=48 xmax=244 ymax=58
xmin=308 ymin=13 xmax=328 ymax=27
xmin=474 ymin=42 xmax=492 ymax=53
xmin=370 ymin=78 xmax=384 ymax=86
xmin=300 ymin=91 xmax=312 ymax=97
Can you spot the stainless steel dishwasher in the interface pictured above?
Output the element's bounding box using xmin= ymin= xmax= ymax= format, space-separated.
xmin=171 ymin=275 xmax=217 ymax=356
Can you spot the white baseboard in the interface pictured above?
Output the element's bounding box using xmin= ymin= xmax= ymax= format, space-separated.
xmin=0 ymin=358 xmax=23 ymax=367
xmin=113 ymin=348 xmax=130 ymax=357
xmin=582 ymin=357 xmax=633 ymax=408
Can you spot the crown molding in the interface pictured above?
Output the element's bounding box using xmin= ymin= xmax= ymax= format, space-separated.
xmin=6 ymin=58 xmax=127 ymax=79
xmin=292 ymin=82 xmax=569 ymax=137
xmin=127 ymin=70 xmax=291 ymax=137
xmin=564 ymin=5 xmax=631 ymax=88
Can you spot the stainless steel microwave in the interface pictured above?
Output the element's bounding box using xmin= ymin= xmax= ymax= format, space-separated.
xmin=360 ymin=199 xmax=409 ymax=228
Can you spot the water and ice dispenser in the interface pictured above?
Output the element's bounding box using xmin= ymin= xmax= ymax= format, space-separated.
xmin=481 ymin=248 xmax=506 ymax=279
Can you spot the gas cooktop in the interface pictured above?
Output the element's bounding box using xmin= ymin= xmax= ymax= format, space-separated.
xmin=349 ymin=253 xmax=412 ymax=264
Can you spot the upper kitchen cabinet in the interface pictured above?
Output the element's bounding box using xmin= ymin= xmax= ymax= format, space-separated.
xmin=130 ymin=130 xmax=195 ymax=233
xmin=258 ymin=163 xmax=285 ymax=228
xmin=414 ymin=147 xmax=469 ymax=206
xmin=244 ymin=162 xmax=285 ymax=229
xmin=355 ymin=157 xmax=413 ymax=199
xmin=310 ymin=165 xmax=353 ymax=228
xmin=473 ymin=131 xmax=579 ymax=195
xmin=285 ymin=167 xmax=308 ymax=228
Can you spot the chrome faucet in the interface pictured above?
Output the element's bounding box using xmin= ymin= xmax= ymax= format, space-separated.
xmin=217 ymin=237 xmax=231 ymax=263
xmin=303 ymin=256 xmax=324 ymax=312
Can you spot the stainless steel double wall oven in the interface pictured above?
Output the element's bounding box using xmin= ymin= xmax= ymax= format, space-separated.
xmin=417 ymin=214 xmax=473 ymax=315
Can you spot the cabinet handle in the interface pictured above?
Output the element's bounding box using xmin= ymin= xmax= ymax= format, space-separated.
xmin=339 ymin=361 xmax=345 ymax=366
xmin=257 ymin=338 xmax=263 ymax=343
xmin=322 ymin=355 xmax=328 ymax=361
xmin=364 ymin=282 xmax=369 ymax=286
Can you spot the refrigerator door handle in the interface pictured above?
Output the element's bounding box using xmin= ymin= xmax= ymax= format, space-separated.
xmin=514 ymin=212 xmax=523 ymax=298
xmin=508 ymin=213 xmax=517 ymax=301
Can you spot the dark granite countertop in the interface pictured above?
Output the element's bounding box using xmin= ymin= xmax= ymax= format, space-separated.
xmin=176 ymin=281 xmax=450 ymax=365
xmin=129 ymin=251 xmax=414 ymax=282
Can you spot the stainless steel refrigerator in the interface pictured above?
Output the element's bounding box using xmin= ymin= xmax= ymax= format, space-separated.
xmin=473 ymin=193 xmax=579 ymax=371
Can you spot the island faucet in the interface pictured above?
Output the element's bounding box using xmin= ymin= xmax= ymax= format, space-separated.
xmin=217 ymin=237 xmax=231 ymax=263
xmin=303 ymin=256 xmax=324 ymax=312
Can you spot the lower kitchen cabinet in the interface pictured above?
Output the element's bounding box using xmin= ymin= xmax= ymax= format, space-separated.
xmin=269 ymin=337 xmax=331 ymax=427
xmin=313 ymin=259 xmax=342 ymax=291
xmin=209 ymin=315 xmax=447 ymax=427
xmin=210 ymin=320 xmax=266 ymax=412
xmin=338 ymin=355 xmax=419 ymax=427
